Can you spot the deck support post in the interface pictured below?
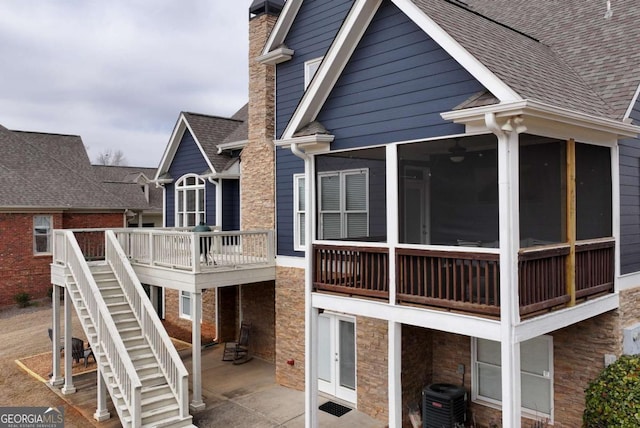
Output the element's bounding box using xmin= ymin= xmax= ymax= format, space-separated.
xmin=566 ymin=139 xmax=577 ymax=306
xmin=50 ymin=285 xmax=63 ymax=386
xmin=190 ymin=290 xmax=205 ymax=411
xmin=61 ymin=287 xmax=76 ymax=395
xmin=488 ymin=112 xmax=522 ymax=427
xmin=388 ymin=321 xmax=402 ymax=428
xmin=94 ymin=371 xmax=111 ymax=421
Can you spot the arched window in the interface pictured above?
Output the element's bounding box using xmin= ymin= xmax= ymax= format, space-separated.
xmin=175 ymin=174 xmax=206 ymax=227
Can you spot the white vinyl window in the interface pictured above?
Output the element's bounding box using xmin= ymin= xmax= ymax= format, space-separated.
xmin=294 ymin=174 xmax=306 ymax=251
xmin=33 ymin=215 xmax=53 ymax=254
xmin=318 ymin=169 xmax=368 ymax=240
xmin=304 ymin=57 xmax=323 ymax=89
xmin=472 ymin=336 xmax=554 ymax=420
xmin=175 ymin=174 xmax=206 ymax=227
xmin=179 ymin=291 xmax=191 ymax=319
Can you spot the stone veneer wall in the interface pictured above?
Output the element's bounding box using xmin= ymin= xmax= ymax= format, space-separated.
xmin=275 ymin=266 xmax=306 ymax=390
xmin=241 ymin=281 xmax=276 ymax=362
xmin=357 ymin=317 xmax=389 ymax=422
xmin=425 ymin=310 xmax=622 ymax=428
xmin=402 ymin=325 xmax=433 ymax=427
xmin=242 ymin=11 xmax=277 ymax=232
xmin=620 ymin=286 xmax=640 ymax=331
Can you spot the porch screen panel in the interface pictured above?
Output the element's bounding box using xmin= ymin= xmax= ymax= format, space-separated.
xmin=576 ymin=143 xmax=612 ymax=239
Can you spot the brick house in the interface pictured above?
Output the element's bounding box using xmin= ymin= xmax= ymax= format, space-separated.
xmin=0 ymin=126 xmax=160 ymax=307
xmin=256 ymin=1 xmax=640 ymax=427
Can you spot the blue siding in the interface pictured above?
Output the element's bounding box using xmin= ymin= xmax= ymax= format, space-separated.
xmin=222 ymin=179 xmax=240 ymax=231
xmin=317 ymin=1 xmax=483 ymax=149
xmin=620 ymin=98 xmax=640 ymax=274
xmin=276 ymin=0 xmax=354 ymax=256
xmin=276 ymin=0 xmax=354 ymax=138
xmin=165 ymin=129 xmax=217 ymax=227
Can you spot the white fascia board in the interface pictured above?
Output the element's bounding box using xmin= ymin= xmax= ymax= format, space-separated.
xmin=514 ymin=294 xmax=620 ymax=343
xmin=442 ymin=99 xmax=640 ymax=138
xmin=392 ymin=0 xmax=520 ymax=103
xmin=217 ymin=140 xmax=247 ymax=154
xmin=155 ymin=113 xmax=188 ymax=181
xmin=312 ymin=293 xmax=502 ymax=341
xmin=256 ymin=46 xmax=295 ymax=65
xmin=274 ymin=134 xmax=335 ymax=153
xmin=282 ymin=0 xmax=383 ymax=140
xmin=262 ymin=0 xmax=303 ymax=55
xmin=624 ymin=81 xmax=640 ymax=121
xmin=276 ymin=255 xmax=306 ymax=269
xmin=618 ymin=272 xmax=640 ymax=291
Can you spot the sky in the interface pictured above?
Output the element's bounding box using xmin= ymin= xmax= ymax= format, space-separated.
xmin=0 ymin=1 xmax=252 ymax=167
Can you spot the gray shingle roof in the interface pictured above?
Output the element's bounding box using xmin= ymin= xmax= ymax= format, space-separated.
xmin=92 ymin=165 xmax=162 ymax=211
xmin=0 ymin=126 xmax=158 ymax=211
xmin=182 ymin=112 xmax=245 ymax=174
xmin=411 ymin=0 xmax=640 ymax=120
xmin=223 ymin=103 xmax=249 ymax=144
xmin=411 ymin=0 xmax=616 ymax=117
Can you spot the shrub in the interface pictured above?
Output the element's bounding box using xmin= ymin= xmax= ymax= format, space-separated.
xmin=583 ymin=354 xmax=640 ymax=428
xmin=14 ymin=292 xmax=31 ymax=308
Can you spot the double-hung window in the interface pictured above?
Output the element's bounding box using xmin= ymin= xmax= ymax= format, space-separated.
xmin=318 ymin=169 xmax=368 ymax=240
xmin=180 ymin=291 xmax=191 ymax=319
xmin=34 ymin=215 xmax=52 ymax=254
xmin=472 ymin=336 xmax=554 ymax=420
xmin=294 ymin=174 xmax=306 ymax=250
xmin=176 ymin=175 xmax=206 ymax=227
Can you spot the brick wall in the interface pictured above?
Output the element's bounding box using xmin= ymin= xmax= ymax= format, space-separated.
xmin=241 ymin=281 xmax=275 ymax=362
xmin=242 ymin=12 xmax=277 ymax=231
xmin=356 ymin=316 xmax=389 ymax=422
xmin=0 ymin=212 xmax=123 ymax=306
xmin=164 ymin=288 xmax=217 ymax=339
xmin=275 ymin=267 xmax=306 ymax=390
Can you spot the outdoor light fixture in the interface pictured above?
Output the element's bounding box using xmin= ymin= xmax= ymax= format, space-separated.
xmin=449 ymin=140 xmax=466 ymax=163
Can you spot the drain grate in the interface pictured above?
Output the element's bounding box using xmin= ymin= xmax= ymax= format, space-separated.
xmin=319 ymin=401 xmax=352 ymax=417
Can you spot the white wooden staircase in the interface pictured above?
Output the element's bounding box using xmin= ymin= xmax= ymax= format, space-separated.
xmin=57 ymin=230 xmax=195 ymax=428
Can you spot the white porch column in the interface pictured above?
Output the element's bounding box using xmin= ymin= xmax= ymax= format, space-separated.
xmin=303 ymin=153 xmax=319 ymax=428
xmin=388 ymin=321 xmax=402 ymax=428
xmin=50 ymin=285 xmax=63 ymax=386
xmin=491 ymin=113 xmax=522 ymax=427
xmin=94 ymin=371 xmax=111 ymax=421
xmin=190 ymin=291 xmax=205 ymax=411
xmin=61 ymin=287 xmax=76 ymax=395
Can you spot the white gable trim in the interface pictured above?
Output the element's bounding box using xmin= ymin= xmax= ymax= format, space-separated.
xmin=392 ymin=0 xmax=520 ymax=102
xmin=280 ymin=0 xmax=521 ymax=140
xmin=262 ymin=0 xmax=303 ymax=55
xmin=282 ymin=0 xmax=383 ymax=139
xmin=624 ymin=81 xmax=640 ymax=121
xmin=154 ymin=113 xmax=217 ymax=181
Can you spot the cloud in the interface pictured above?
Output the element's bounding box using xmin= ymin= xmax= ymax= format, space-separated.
xmin=0 ymin=0 xmax=251 ymax=167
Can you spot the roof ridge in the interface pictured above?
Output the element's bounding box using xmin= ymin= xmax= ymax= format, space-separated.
xmin=11 ymin=129 xmax=81 ymax=138
xmin=443 ymin=0 xmax=540 ymax=43
xmin=183 ymin=111 xmax=244 ymax=123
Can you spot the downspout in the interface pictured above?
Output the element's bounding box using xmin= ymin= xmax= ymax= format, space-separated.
xmin=290 ymin=142 xmax=318 ymax=428
xmin=486 ymin=112 xmax=523 ymax=428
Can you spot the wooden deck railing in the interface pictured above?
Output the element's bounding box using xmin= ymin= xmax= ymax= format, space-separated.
xmin=313 ymin=244 xmax=389 ymax=299
xmin=576 ymin=238 xmax=615 ymax=298
xmin=397 ymin=249 xmax=501 ymax=316
xmin=314 ymin=238 xmax=615 ymax=319
xmin=518 ymin=244 xmax=571 ymax=316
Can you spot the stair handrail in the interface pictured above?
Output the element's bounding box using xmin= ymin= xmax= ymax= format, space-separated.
xmin=105 ymin=230 xmax=190 ymax=419
xmin=59 ymin=230 xmax=142 ymax=426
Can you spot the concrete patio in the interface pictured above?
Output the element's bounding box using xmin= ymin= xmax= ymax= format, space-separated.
xmin=46 ymin=344 xmax=387 ymax=427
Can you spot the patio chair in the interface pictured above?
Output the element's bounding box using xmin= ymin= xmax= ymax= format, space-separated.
xmin=222 ymin=321 xmax=252 ymax=364
xmin=71 ymin=337 xmax=95 ymax=367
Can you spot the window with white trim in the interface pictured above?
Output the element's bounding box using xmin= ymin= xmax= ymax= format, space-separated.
xmin=472 ymin=336 xmax=554 ymax=420
xmin=33 ymin=215 xmax=52 ymax=254
xmin=179 ymin=291 xmax=191 ymax=319
xmin=175 ymin=174 xmax=206 ymax=227
xmin=304 ymin=57 xmax=323 ymax=89
xmin=294 ymin=174 xmax=306 ymax=250
xmin=318 ymin=169 xmax=368 ymax=240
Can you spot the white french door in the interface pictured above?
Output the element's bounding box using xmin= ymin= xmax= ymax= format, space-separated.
xmin=318 ymin=313 xmax=356 ymax=403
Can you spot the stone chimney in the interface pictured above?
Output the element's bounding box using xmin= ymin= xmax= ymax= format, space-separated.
xmin=242 ymin=0 xmax=283 ymax=231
